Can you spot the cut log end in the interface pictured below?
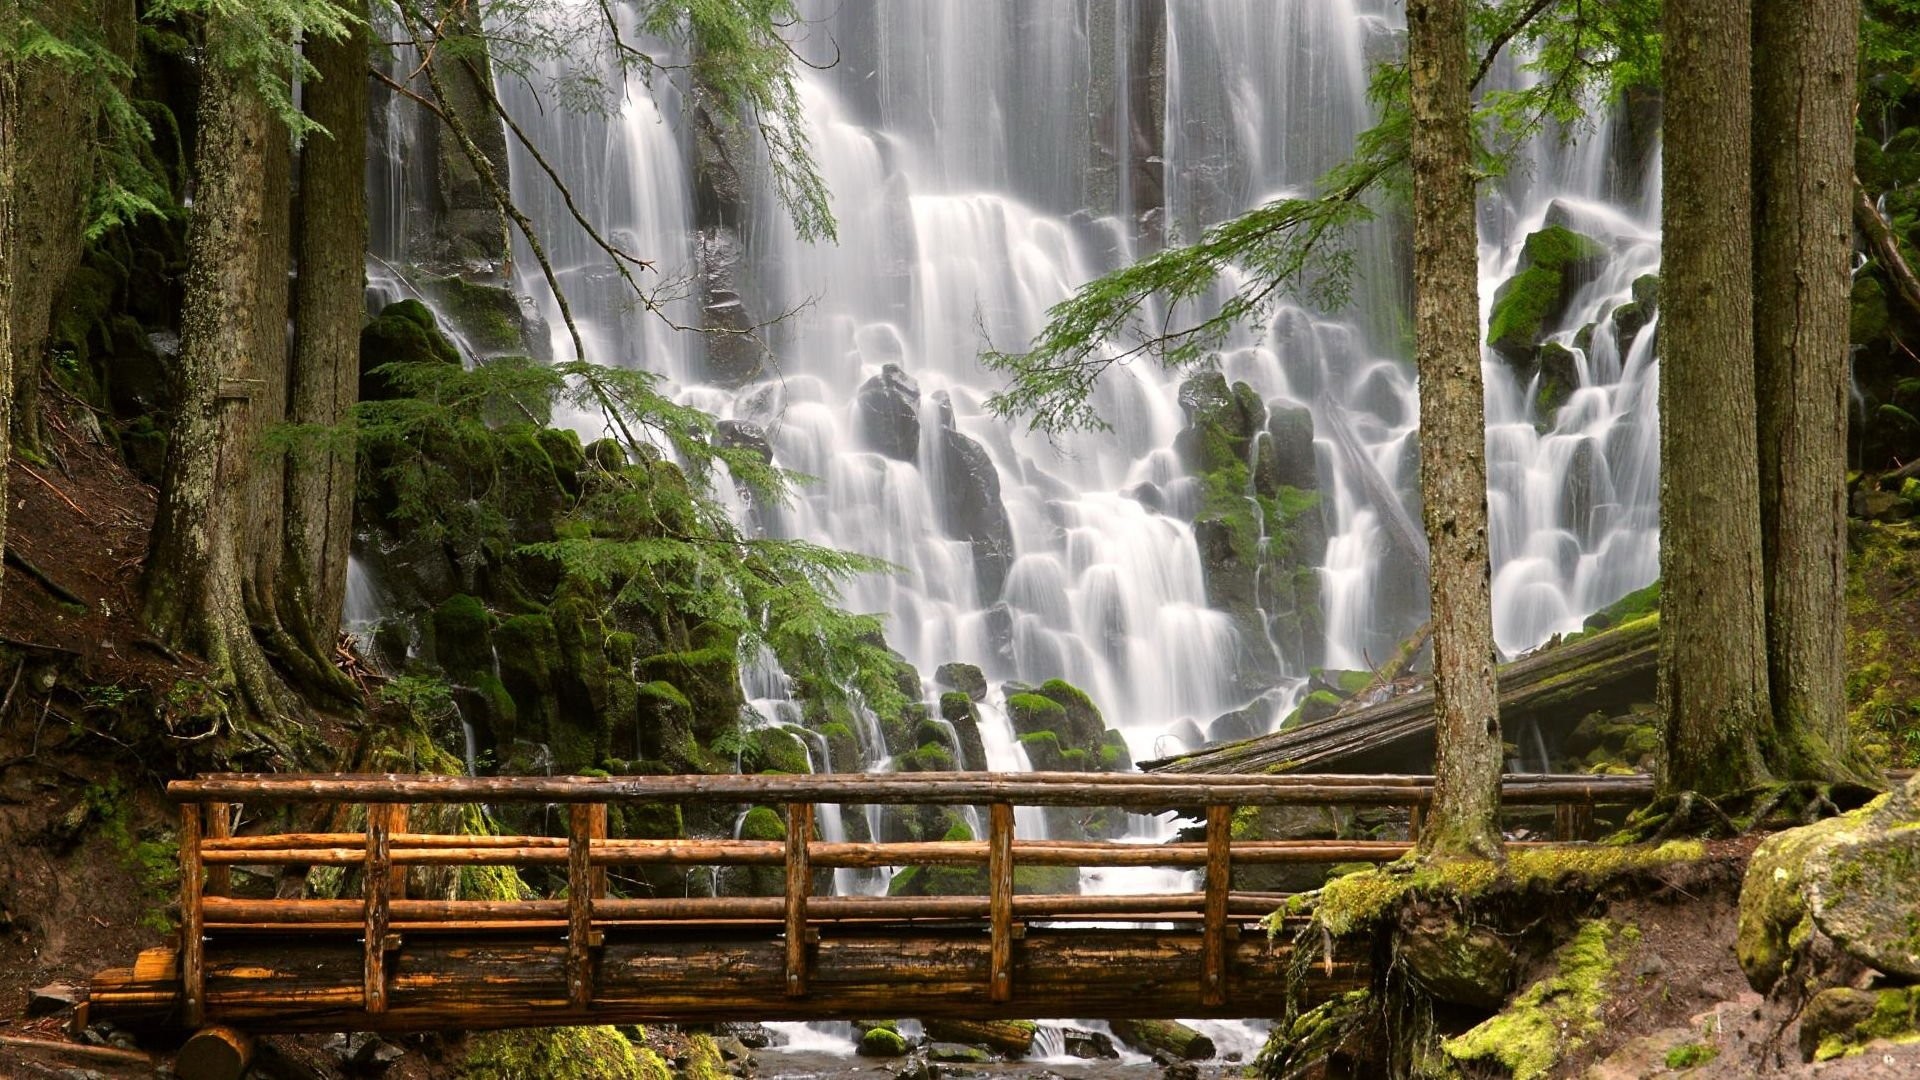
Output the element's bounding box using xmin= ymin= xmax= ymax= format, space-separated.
xmin=175 ymin=1025 xmax=255 ymax=1080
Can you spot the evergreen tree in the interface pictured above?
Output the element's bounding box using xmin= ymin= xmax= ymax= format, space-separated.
xmin=1656 ymin=0 xmax=1773 ymax=795
xmin=1753 ymin=0 xmax=1879 ymax=788
xmin=1408 ymin=0 xmax=1503 ymax=860
xmin=0 ymin=22 xmax=14 ymax=616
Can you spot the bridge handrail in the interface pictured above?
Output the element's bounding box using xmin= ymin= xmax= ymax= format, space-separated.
xmin=166 ymin=770 xmax=1655 ymax=806
xmin=162 ymin=770 xmax=1653 ymax=1028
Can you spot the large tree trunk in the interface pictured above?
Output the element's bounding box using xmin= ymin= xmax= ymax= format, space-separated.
xmin=141 ymin=38 xmax=294 ymax=725
xmin=285 ymin=1 xmax=369 ymax=660
xmin=1753 ymin=0 xmax=1876 ymax=786
xmin=1658 ymin=0 xmax=1772 ymax=796
xmin=0 ymin=46 xmax=15 ymax=613
xmin=1406 ymin=0 xmax=1502 ymax=861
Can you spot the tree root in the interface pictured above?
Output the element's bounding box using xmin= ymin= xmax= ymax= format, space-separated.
xmin=1616 ymin=780 xmax=1885 ymax=842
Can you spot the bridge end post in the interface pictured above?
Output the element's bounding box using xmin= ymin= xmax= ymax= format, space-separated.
xmin=784 ymin=803 xmax=813 ymax=997
xmin=179 ymin=802 xmax=205 ymax=1028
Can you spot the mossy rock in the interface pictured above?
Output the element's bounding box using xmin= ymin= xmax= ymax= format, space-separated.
xmin=432 ymin=594 xmax=495 ymax=681
xmin=361 ymin=300 xmax=460 ymax=401
xmin=745 ymin=727 xmax=813 ymax=774
xmin=1581 ymin=580 xmax=1660 ymax=633
xmin=422 ymin=274 xmax=528 ymax=355
xmin=1097 ymin=729 xmax=1133 ymax=773
xmin=1738 ymin=776 xmax=1920 ymax=992
xmin=1017 ymin=730 xmax=1064 ymax=771
xmin=1440 ymin=919 xmax=1638 ymax=1080
xmin=1006 ymin=693 xmax=1068 ymax=739
xmin=1803 ymin=985 xmax=1920 ymax=1062
xmin=1036 ymin=678 xmax=1106 ymax=747
xmin=492 ymin=614 xmax=560 ymax=728
xmin=1533 ymin=340 xmax=1580 ymax=429
xmin=899 ymin=740 xmax=956 ymax=773
xmin=1488 ymin=226 xmax=1609 ymax=363
xmin=857 ymin=1026 xmax=910 ymax=1057
xmin=460 ymin=1026 xmax=670 ymax=1080
xmin=636 ymin=644 xmax=744 ymax=742
xmin=934 ymin=661 xmax=988 ymax=702
xmin=1283 ymin=689 xmax=1345 ymax=729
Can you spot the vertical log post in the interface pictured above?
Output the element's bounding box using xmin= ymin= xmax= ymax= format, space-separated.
xmin=1409 ymin=802 xmax=1426 ymax=842
xmin=784 ymin=803 xmax=812 ymax=997
xmin=1202 ymin=803 xmax=1232 ymax=1007
xmin=202 ymin=802 xmax=232 ymax=897
xmin=179 ymin=802 xmax=205 ymax=1027
xmin=588 ymin=803 xmax=609 ymax=901
xmin=380 ymin=804 xmax=409 ymax=899
xmin=566 ymin=803 xmax=603 ymax=1010
xmin=988 ymin=802 xmax=1015 ymax=1003
xmin=363 ymin=804 xmax=393 ymax=1015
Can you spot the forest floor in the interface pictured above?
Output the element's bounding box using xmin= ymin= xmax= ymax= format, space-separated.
xmin=3 ymin=410 xmax=1920 ymax=1078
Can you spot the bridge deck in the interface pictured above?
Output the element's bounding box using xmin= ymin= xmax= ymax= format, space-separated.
xmin=84 ymin=771 xmax=1652 ymax=1034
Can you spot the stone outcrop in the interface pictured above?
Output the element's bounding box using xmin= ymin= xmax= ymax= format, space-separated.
xmin=931 ymin=392 xmax=1016 ymax=603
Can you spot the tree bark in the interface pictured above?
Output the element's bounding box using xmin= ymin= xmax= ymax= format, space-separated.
xmin=1659 ymin=0 xmax=1772 ymax=796
xmin=1753 ymin=0 xmax=1876 ymax=786
xmin=1407 ymin=0 xmax=1502 ymax=860
xmin=141 ymin=33 xmax=294 ymax=724
xmin=286 ymin=1 xmax=368 ymax=653
xmin=0 ymin=42 xmax=15 ymax=615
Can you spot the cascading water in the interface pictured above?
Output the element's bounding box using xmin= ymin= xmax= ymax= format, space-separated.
xmin=368 ymin=0 xmax=1665 ymax=1055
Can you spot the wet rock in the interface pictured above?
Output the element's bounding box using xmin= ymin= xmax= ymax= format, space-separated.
xmin=934 ymin=661 xmax=988 ymax=702
xmin=933 ymin=407 xmax=1016 ymax=601
xmin=926 ymin=1043 xmax=993 ymax=1064
xmin=716 ymin=420 xmax=773 ymax=465
xmin=983 ymin=603 xmax=1016 ymax=671
xmin=857 ymin=363 xmax=922 ymax=461
xmin=939 ymin=693 xmax=990 ymax=771
xmin=1488 ymin=225 xmax=1610 ymax=364
xmin=1262 ymin=401 xmax=1318 ymax=493
xmin=1061 ymin=1028 xmax=1119 ymax=1060
xmin=1854 ymin=488 xmax=1914 ymax=522
xmin=1560 ymin=438 xmax=1604 ymax=546
xmin=1800 ymin=987 xmax=1881 ymax=1061
xmin=697 ymin=228 xmax=766 ymax=388
xmin=1126 ymin=481 xmax=1166 ymax=514
xmin=1534 ymin=341 xmax=1581 ymax=429
xmin=1207 ymin=702 xmax=1264 ymax=745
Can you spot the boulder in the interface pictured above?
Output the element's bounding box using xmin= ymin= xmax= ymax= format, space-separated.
xmin=934 ymin=661 xmax=988 ymax=702
xmin=1533 ymin=341 xmax=1580 ymax=429
xmin=716 ymin=419 xmax=773 ymax=465
xmin=1738 ymin=774 xmax=1920 ymax=993
xmin=933 ymin=407 xmax=1016 ymax=601
xmin=1261 ymin=401 xmax=1318 ymax=493
xmin=857 ymin=363 xmax=922 ymax=461
xmin=938 ymin=692 xmax=989 ymax=771
xmin=697 ymin=227 xmax=765 ymax=388
xmin=1488 ymin=225 xmax=1610 ymax=364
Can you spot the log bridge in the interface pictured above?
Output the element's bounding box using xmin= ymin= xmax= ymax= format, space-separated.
xmin=85 ymin=771 xmax=1653 ymax=1037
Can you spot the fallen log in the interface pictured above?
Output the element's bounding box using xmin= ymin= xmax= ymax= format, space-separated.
xmin=922 ymin=1018 xmax=1036 ymax=1055
xmin=1109 ymin=1018 xmax=1216 ymax=1060
xmin=1147 ymin=616 xmax=1658 ymax=774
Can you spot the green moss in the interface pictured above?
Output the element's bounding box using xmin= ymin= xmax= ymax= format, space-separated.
xmin=1441 ymin=919 xmax=1638 ymax=1079
xmin=1038 ymin=678 xmax=1097 ymax=716
xmin=1007 ymin=692 xmax=1068 ymax=733
xmin=424 ymin=274 xmax=527 ymax=354
xmin=858 ymin=1026 xmax=910 ymax=1057
xmin=899 ymin=740 xmax=956 ymax=773
xmin=1017 ymin=730 xmax=1064 ymax=770
xmin=1489 ymin=226 xmax=1608 ymax=358
xmin=1305 ymin=841 xmax=1704 ymax=938
xmin=460 ymin=1027 xmax=669 ymax=1080
xmin=1665 ymin=1042 xmax=1719 ymax=1069
xmin=738 ymin=806 xmax=786 ymax=842
xmin=679 ymin=1033 xmax=727 ymax=1080
xmin=433 ymin=594 xmax=495 ymax=679
xmin=1813 ymin=985 xmax=1920 ymax=1061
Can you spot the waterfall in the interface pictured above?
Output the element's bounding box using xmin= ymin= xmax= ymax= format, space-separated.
xmin=364 ymin=0 xmax=1664 ymax=1048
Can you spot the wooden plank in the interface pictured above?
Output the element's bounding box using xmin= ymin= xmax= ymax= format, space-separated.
xmin=1201 ymin=804 xmax=1231 ymax=1007
xmin=87 ymin=928 xmax=1368 ymax=1034
xmin=1408 ymin=803 xmax=1425 ymax=842
xmin=988 ymin=802 xmax=1014 ymax=1003
xmin=363 ymin=806 xmax=392 ymax=1015
xmin=566 ymin=804 xmax=597 ymax=1009
xmin=784 ymin=803 xmax=811 ymax=997
xmin=165 ymin=772 xmax=1657 ymax=808
xmin=203 ymin=803 xmax=232 ymax=897
xmin=179 ymin=803 xmax=205 ymax=1027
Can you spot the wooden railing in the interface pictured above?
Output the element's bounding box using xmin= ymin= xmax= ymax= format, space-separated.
xmin=154 ymin=771 xmax=1652 ymax=1029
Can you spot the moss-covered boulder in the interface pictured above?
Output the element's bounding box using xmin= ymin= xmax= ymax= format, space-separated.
xmin=1532 ymin=340 xmax=1580 ymax=430
xmin=1488 ymin=226 xmax=1610 ymax=364
xmin=1006 ymin=692 xmax=1068 ymax=741
xmin=1738 ymin=775 xmax=1920 ymax=992
xmin=1611 ymin=272 xmax=1661 ymax=358
xmin=856 ymin=1024 xmax=910 ymax=1058
xmin=939 ymin=692 xmax=989 ymax=770
xmin=1800 ymin=985 xmax=1920 ymax=1062
xmin=432 ymin=594 xmax=495 ymax=681
xmin=1035 ymin=679 xmax=1105 ymax=748
xmin=1440 ymin=919 xmax=1638 ymax=1080
xmin=360 ymin=299 xmax=460 ymax=401
xmin=636 ymin=637 xmax=744 ymax=743
xmin=421 ymin=274 xmax=532 ymax=356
